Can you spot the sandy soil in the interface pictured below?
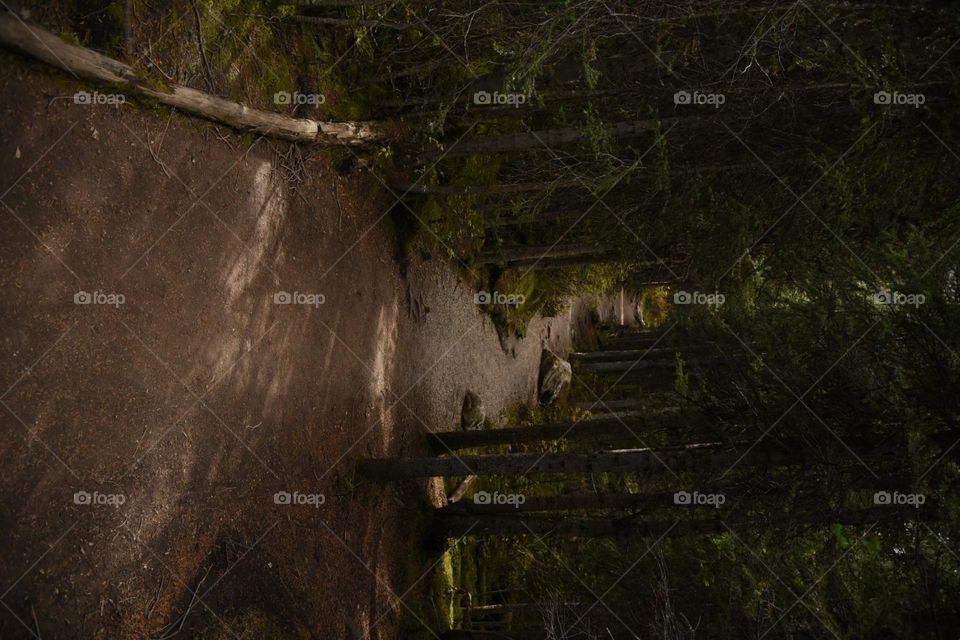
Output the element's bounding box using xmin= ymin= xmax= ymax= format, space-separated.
xmin=0 ymin=60 xmax=621 ymax=639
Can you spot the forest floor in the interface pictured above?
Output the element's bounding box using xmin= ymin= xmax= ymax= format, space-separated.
xmin=0 ymin=60 xmax=628 ymax=639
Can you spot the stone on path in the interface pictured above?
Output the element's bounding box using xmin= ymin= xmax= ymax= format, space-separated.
xmin=539 ymin=349 xmax=572 ymax=405
xmin=461 ymin=390 xmax=485 ymax=430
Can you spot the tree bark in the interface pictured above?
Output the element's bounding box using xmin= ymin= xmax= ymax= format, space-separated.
xmin=506 ymin=252 xmax=625 ymax=271
xmin=571 ymin=398 xmax=664 ymax=412
xmin=359 ymin=440 xmax=793 ymax=480
xmin=421 ymin=117 xmax=688 ymax=161
xmin=433 ymin=506 xmax=898 ymax=538
xmin=577 ymin=355 xmax=739 ymax=375
xmin=282 ymin=0 xmax=394 ymax=5
xmin=601 ymin=334 xmax=677 ymax=350
xmin=570 ymin=345 xmax=724 ymax=363
xmin=476 ymin=243 xmax=610 ymax=265
xmin=292 ymin=14 xmax=414 ymax=30
xmin=0 ymin=13 xmax=381 ymax=145
xmin=470 ymin=603 xmax=534 ymax=613
xmin=485 ymin=209 xmax=586 ymax=228
xmin=437 ymin=485 xmax=773 ymax=515
xmin=394 ymin=162 xmax=777 ymax=197
xmin=392 ymin=179 xmax=581 ymax=196
xmin=439 ymin=631 xmax=548 ymax=640
xmin=427 ymin=413 xmax=693 ymax=451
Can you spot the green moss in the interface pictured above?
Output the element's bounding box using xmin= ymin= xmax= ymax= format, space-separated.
xmin=107 ymin=1 xmax=126 ymax=23
xmin=639 ymin=285 xmax=671 ymax=326
xmin=58 ymin=30 xmax=80 ymax=46
xmin=128 ymin=59 xmax=172 ymax=93
xmin=435 ymin=549 xmax=457 ymax=630
xmin=673 ymin=354 xmax=689 ymax=396
xmin=411 ymin=153 xmax=501 ymax=260
xmin=487 ymin=270 xmax=541 ymax=337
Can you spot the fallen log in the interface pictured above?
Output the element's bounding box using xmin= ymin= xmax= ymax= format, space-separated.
xmin=0 ymin=11 xmax=382 ymax=145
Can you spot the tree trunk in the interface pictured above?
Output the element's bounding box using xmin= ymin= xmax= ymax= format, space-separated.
xmin=572 ymin=398 xmax=741 ymax=417
xmin=506 ymin=252 xmax=625 ymax=271
xmin=427 ymin=413 xmax=693 ymax=451
xmin=436 ymin=485 xmax=775 ymax=515
xmin=570 ymin=345 xmax=725 ymax=363
xmin=359 ymin=440 xmax=793 ymax=480
xmin=600 ymin=334 xmax=677 ymax=350
xmin=571 ymin=398 xmax=659 ymax=412
xmin=476 ymin=243 xmax=609 ymax=265
xmin=392 ymin=179 xmax=581 ymax=196
xmin=421 ymin=117 xmax=688 ymax=161
xmin=609 ymin=328 xmax=658 ymax=337
xmin=485 ymin=209 xmax=587 ymax=228
xmin=433 ymin=506 xmax=898 ymax=538
xmin=471 ymin=603 xmax=534 ymax=614
xmin=282 ymin=0 xmax=394 ymax=5
xmin=439 ymin=631 xmax=548 ymax=640
xmin=283 ymin=0 xmax=447 ymax=6
xmin=375 ymin=57 xmax=453 ymax=82
xmin=0 ymin=14 xmax=381 ymax=145
xmin=394 ymin=162 xmax=779 ymax=197
xmin=577 ymin=355 xmax=738 ymax=375
xmin=292 ymin=14 xmax=414 ymax=30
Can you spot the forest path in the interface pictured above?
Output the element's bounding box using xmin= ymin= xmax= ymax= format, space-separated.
xmin=0 ymin=65 xmax=621 ymax=639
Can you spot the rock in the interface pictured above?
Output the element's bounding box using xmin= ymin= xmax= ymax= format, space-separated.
xmin=461 ymin=391 xmax=485 ymax=430
xmin=633 ymin=298 xmax=647 ymax=327
xmin=539 ymin=349 xmax=572 ymax=406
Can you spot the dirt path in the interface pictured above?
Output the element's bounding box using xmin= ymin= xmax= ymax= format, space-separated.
xmin=0 ymin=64 xmax=617 ymax=639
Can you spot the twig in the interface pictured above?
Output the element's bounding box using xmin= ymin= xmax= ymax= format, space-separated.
xmin=143 ymin=129 xmax=175 ymax=179
xmin=141 ymin=53 xmax=175 ymax=82
xmin=30 ymin=603 xmax=41 ymax=639
xmin=334 ymin=181 xmax=344 ymax=231
xmin=155 ymin=566 xmax=211 ymax=640
xmin=211 ymin=126 xmax=236 ymax=149
xmin=154 ymin=113 xmax=173 ymax=156
xmin=145 ymin=575 xmax=165 ymax=623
